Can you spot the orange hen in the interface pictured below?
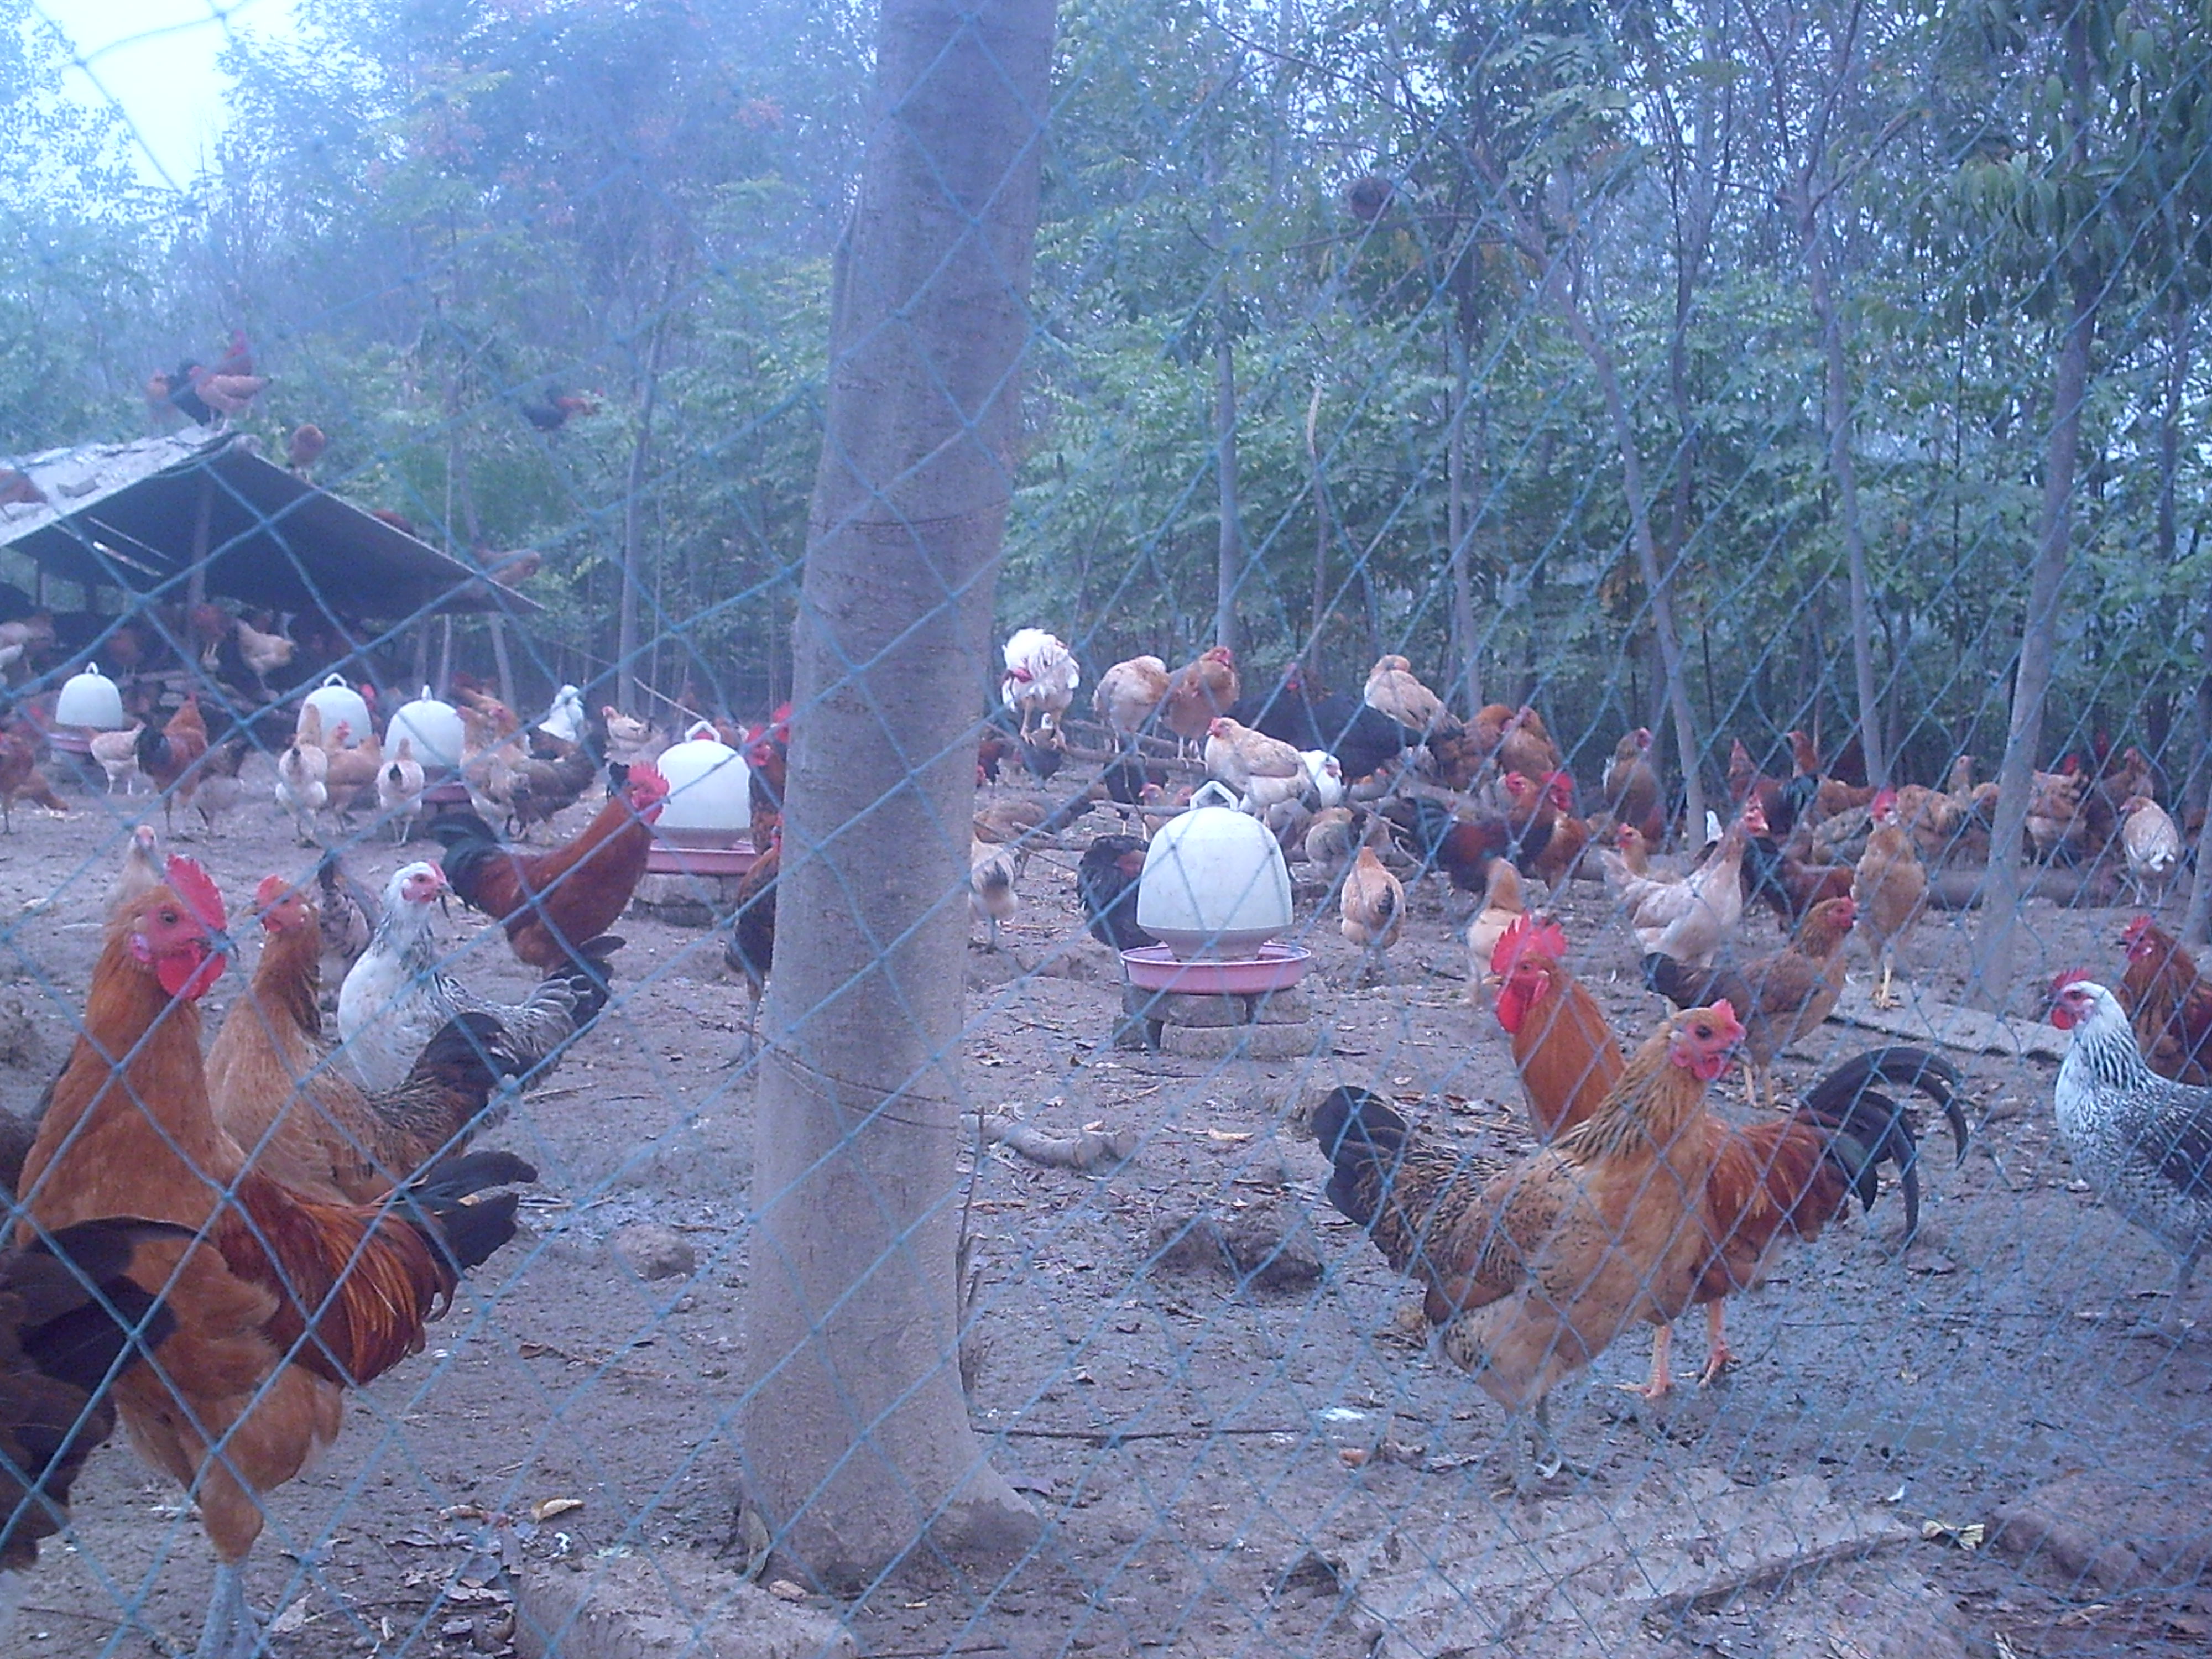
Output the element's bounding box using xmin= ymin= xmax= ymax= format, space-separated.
xmin=17 ymin=858 xmax=533 ymax=1657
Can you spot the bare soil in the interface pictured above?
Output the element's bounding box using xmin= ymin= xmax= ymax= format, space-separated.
xmin=4 ymin=769 xmax=2208 ymax=1657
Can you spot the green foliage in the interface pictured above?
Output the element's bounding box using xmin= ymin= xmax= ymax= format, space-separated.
xmin=0 ymin=0 xmax=2206 ymax=783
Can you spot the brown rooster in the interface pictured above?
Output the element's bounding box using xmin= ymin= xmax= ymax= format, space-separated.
xmin=2117 ymin=916 xmax=2212 ymax=1085
xmin=1317 ymin=1018 xmax=1966 ymax=1458
xmin=431 ymin=764 xmax=670 ymax=972
xmin=18 ymin=858 xmax=534 ymax=1659
xmin=134 ymin=692 xmax=209 ymax=833
xmin=1313 ymin=1004 xmax=1745 ymax=1480
xmin=1643 ymin=895 xmax=1858 ymax=1109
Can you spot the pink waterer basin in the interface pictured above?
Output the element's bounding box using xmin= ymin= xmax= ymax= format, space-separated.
xmin=1119 ymin=942 xmax=1313 ymax=994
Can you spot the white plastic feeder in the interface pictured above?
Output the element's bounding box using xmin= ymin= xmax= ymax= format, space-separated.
xmin=301 ymin=674 xmax=372 ymax=747
xmin=1135 ymin=781 xmax=1295 ymax=961
xmin=56 ymin=663 xmax=124 ymax=730
xmin=650 ymin=721 xmax=754 ymax=867
xmin=388 ymin=687 xmax=465 ymax=770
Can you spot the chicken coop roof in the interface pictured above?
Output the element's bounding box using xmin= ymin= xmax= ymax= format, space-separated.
xmin=0 ymin=431 xmax=540 ymax=619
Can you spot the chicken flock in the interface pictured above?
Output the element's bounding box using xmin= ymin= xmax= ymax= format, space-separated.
xmin=989 ymin=632 xmax=2209 ymax=1486
xmin=0 ymin=627 xmax=2200 ymax=1647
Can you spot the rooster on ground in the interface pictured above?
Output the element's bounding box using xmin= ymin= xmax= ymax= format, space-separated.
xmin=18 ymin=859 xmax=535 ymax=1659
xmin=431 ymin=764 xmax=669 ymax=974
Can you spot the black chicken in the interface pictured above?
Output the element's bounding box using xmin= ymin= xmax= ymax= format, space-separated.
xmin=1229 ymin=664 xmax=1417 ymax=784
xmin=0 ymin=1220 xmax=188 ymax=1579
xmin=1077 ymin=834 xmax=1155 ymax=953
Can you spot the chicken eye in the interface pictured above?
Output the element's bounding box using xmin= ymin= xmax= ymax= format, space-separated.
xmin=159 ymin=909 xmax=178 ymax=925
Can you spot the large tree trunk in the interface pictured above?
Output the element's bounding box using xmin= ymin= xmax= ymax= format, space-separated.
xmin=1971 ymin=278 xmax=2094 ymax=1010
xmin=1971 ymin=7 xmax=2099 ymax=1011
xmin=615 ymin=320 xmax=668 ymax=716
xmin=1804 ymin=213 xmax=1886 ymax=785
xmin=1557 ymin=299 xmax=1704 ymax=833
xmin=741 ymin=0 xmax=1052 ymax=1585
xmin=1214 ymin=295 xmax=1243 ymax=654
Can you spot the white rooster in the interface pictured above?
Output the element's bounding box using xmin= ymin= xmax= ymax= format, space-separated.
xmin=1001 ymin=628 xmax=1080 ymax=744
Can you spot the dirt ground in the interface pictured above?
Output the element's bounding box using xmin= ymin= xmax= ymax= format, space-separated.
xmin=3 ymin=764 xmax=2209 ymax=1658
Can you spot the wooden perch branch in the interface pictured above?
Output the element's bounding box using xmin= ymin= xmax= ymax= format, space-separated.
xmin=963 ymin=1110 xmax=1137 ymax=1171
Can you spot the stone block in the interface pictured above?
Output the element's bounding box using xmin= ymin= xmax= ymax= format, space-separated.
xmin=515 ymin=1550 xmax=855 ymax=1659
xmin=1161 ymin=1021 xmax=1321 ymax=1061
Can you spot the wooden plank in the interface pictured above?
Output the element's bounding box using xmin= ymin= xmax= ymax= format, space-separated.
xmin=1827 ymin=982 xmax=2065 ymax=1061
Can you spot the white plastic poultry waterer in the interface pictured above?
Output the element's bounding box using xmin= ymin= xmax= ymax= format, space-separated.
xmin=55 ymin=663 xmax=124 ymax=730
xmin=1134 ymin=780 xmax=1295 ymax=961
xmin=654 ymin=720 xmax=752 ymax=845
xmin=388 ymin=687 xmax=465 ymax=771
xmin=301 ymin=674 xmax=372 ymax=747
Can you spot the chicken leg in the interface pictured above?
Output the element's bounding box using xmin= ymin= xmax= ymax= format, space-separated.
xmin=196 ymin=1561 xmax=269 ymax=1659
xmin=1872 ymin=960 xmax=1900 ymax=1010
xmin=2129 ymin=1249 xmax=2203 ymax=1341
xmin=1699 ymin=1302 xmax=1735 ymax=1383
xmin=1622 ymin=1320 xmax=1678 ymax=1400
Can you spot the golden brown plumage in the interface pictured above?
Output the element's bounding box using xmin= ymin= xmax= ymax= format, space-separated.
xmin=207 ymin=875 xmax=525 ymax=1202
xmin=1318 ymin=1016 xmax=1965 ymax=1430
xmin=2117 ymin=916 xmax=2212 ymax=1085
xmin=1490 ymin=915 xmax=1625 ymax=1142
xmin=1339 ymin=841 xmax=1404 ymax=956
xmin=1643 ymin=895 xmax=1858 ymax=1108
xmin=1314 ymin=1005 xmax=1745 ymax=1474
xmin=1603 ymin=728 xmax=1666 ymax=844
xmin=1851 ymin=790 xmax=1928 ymax=1009
xmin=18 ymin=861 xmax=531 ymax=1655
xmin=1160 ymin=646 xmax=1240 ymax=751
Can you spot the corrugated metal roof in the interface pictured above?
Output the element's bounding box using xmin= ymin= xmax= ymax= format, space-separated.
xmin=0 ymin=430 xmax=541 ymax=619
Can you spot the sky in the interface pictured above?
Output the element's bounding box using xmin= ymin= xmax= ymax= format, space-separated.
xmin=30 ymin=0 xmax=298 ymax=187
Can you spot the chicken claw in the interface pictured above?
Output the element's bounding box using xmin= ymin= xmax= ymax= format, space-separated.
xmin=1619 ymin=1321 xmax=1674 ymax=1400
xmin=1698 ymin=1303 xmax=1736 ymax=1384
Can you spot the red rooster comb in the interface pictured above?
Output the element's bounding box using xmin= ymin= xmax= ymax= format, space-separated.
xmin=1491 ymin=913 xmax=1568 ymax=978
xmin=165 ymin=856 xmax=226 ymax=931
xmin=2051 ymin=966 xmax=2096 ymax=997
xmin=253 ymin=873 xmax=291 ymax=909
xmin=628 ymin=764 xmax=671 ymax=809
xmin=2122 ymin=915 xmax=2154 ymax=944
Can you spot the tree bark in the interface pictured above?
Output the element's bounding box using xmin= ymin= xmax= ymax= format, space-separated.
xmin=1971 ymin=279 xmax=2094 ymax=1009
xmin=1557 ymin=299 xmax=1704 ymax=833
xmin=1447 ymin=320 xmax=1481 ymax=714
xmin=1306 ymin=381 xmax=1328 ymax=662
xmin=1804 ymin=212 xmax=1886 ymax=784
xmin=1213 ymin=293 xmax=1243 ymax=654
xmin=616 ymin=317 xmax=669 ymax=716
xmin=741 ymin=0 xmax=1052 ymax=1585
xmin=1971 ymin=7 xmax=2098 ymax=1011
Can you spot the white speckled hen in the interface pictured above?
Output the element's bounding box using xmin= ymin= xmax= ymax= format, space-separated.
xmin=2049 ymin=975 xmax=2212 ymax=1335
